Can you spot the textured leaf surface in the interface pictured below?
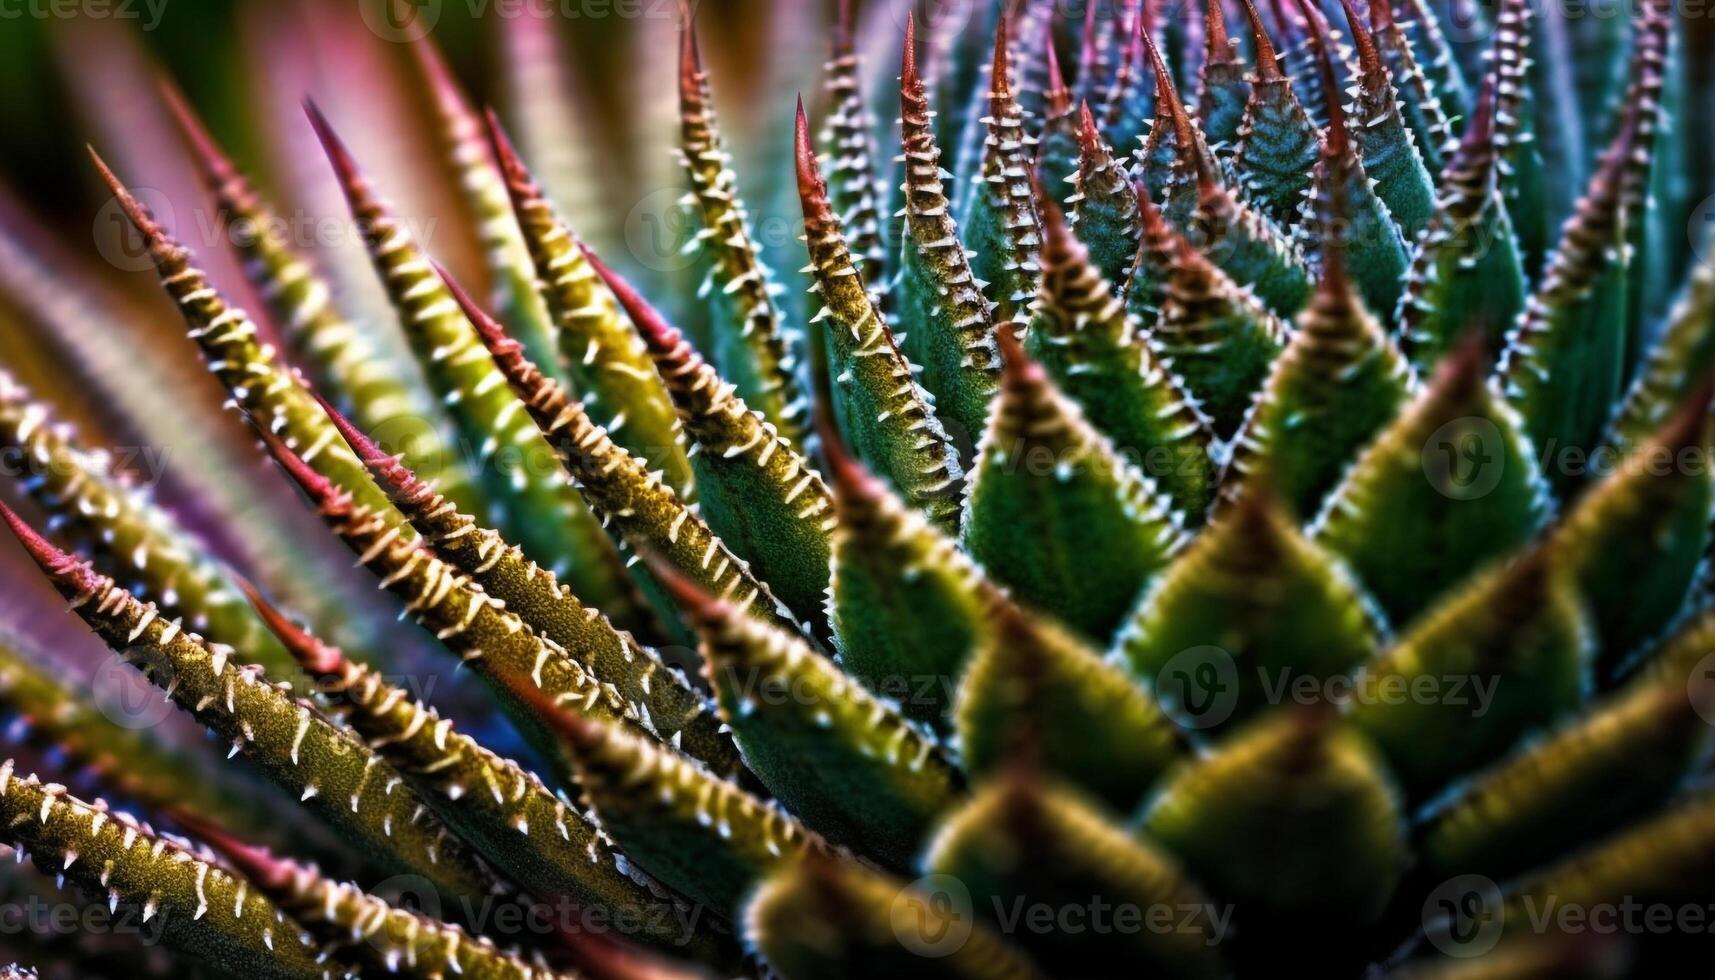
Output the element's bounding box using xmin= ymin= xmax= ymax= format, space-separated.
xmin=1142 ymin=710 xmax=1407 ymax=925
xmin=1120 ymin=492 xmax=1380 ymax=731
xmin=955 ymin=598 xmax=1184 ymax=812
xmin=923 ymin=774 xmax=1227 ymax=978
xmin=745 ymin=857 xmax=1042 ymax=980
xmin=1313 ymin=341 xmax=1552 ymax=627
xmin=963 ymin=328 xmax=1187 ymax=639
xmin=0 ymin=763 xmax=330 ymax=979
xmin=1346 ymin=552 xmax=1589 ymax=802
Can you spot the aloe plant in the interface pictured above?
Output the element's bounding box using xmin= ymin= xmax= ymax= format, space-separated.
xmin=0 ymin=1 xmax=1712 ymax=977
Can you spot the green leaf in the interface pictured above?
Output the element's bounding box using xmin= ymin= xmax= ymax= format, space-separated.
xmin=86 ymin=151 xmax=405 ymax=547
xmin=819 ymin=1 xmax=891 ymax=307
xmin=1608 ymin=231 xmax=1715 ymax=453
xmin=1496 ymin=85 xmax=1659 ymax=491
xmin=0 ymin=373 xmax=292 ymax=676
xmin=1345 ymin=552 xmax=1589 ymax=803
xmin=306 ymin=107 xmax=627 ymax=591
xmin=1070 ymin=104 xmax=1142 ymax=290
xmin=1491 ymin=0 xmax=1554 ymax=276
xmin=158 ymin=85 xmax=485 ymax=520
xmin=1502 ymin=790 xmax=1715 ymax=939
xmin=796 ymin=102 xmax=966 ymax=531
xmin=677 ymin=23 xmax=811 ymax=448
xmin=1398 ymin=83 xmax=1530 ymax=373
xmin=896 ymin=22 xmax=1002 ymax=451
xmin=591 ymin=252 xmax=835 ymax=632
xmin=0 ymin=634 xmax=283 ymax=852
xmin=1548 ymin=385 xmax=1714 ymax=678
xmin=1142 ymin=710 xmax=1408 ymax=926
xmin=922 ymin=773 xmax=1228 ymax=979
xmin=0 ymin=504 xmax=501 ymax=902
xmin=1136 ymin=33 xmax=1212 ymax=228
xmin=552 ymin=712 xmax=828 ymax=917
xmin=178 ymin=817 xmax=548 ymax=980
xmin=1336 ymin=0 xmax=1438 ymax=245
xmin=1394 ymin=0 xmax=1470 ymax=127
xmin=1034 ymin=40 xmax=1080 ymax=202
xmin=1025 ymin=191 xmax=1218 ymax=521
xmin=674 ymin=574 xmax=961 ymax=871
xmin=451 ymin=270 xmax=800 ymax=636
xmin=963 ymin=328 xmax=1188 ymax=639
xmin=1196 ymin=0 xmax=1250 ymax=156
xmin=745 ymin=857 xmax=1042 ymax=980
xmin=1222 ymin=224 xmax=1414 ymax=521
xmin=962 ymin=15 xmax=1043 ymax=325
xmin=0 ymin=764 xmax=331 ymax=979
xmin=1313 ymin=340 xmax=1553 ymax=627
xmin=485 ymin=114 xmax=698 ymax=504
xmin=1231 ymin=0 xmax=1322 ymax=231
xmin=1367 ymin=0 xmax=1455 ymax=177
xmin=954 ymin=598 xmax=1185 ymax=812
xmin=1099 ymin=14 xmax=1155 ymax=170
xmin=1418 ymin=654 xmax=1713 ymax=885
xmin=408 ymin=38 xmax=561 ymax=378
xmin=823 ymin=422 xmax=993 ymax=729
xmin=1119 ymin=491 xmax=1381 ymax=731
xmin=246 ymin=591 xmax=727 ymax=962
xmin=1293 ymin=42 xmax=1411 ymax=323
xmin=1184 ymin=151 xmax=1316 ymax=320
xmin=1138 ymin=194 xmax=1290 ymax=437
xmin=324 ymin=391 xmax=741 ymax=779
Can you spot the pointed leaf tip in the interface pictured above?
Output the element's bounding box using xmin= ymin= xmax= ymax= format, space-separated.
xmin=1337 ymin=0 xmax=1383 ymax=74
xmin=0 ymin=497 xmax=92 ymax=588
xmin=993 ymin=322 xmax=1040 ymax=389
xmin=482 ymin=108 xmax=532 ymax=191
xmin=992 ymin=14 xmax=1010 ymax=96
xmin=1207 ymin=0 xmax=1231 ymax=51
xmin=301 ymin=99 xmax=361 ymax=190
xmin=435 ymin=260 xmax=518 ymax=359
xmin=169 ymin=809 xmax=296 ymax=892
xmin=157 ymin=76 xmax=237 ymax=186
xmin=584 ymin=244 xmax=683 ymax=354
xmin=314 ymin=394 xmax=390 ymax=471
xmin=85 ymin=148 xmax=163 ymax=245
xmin=248 ymin=417 xmax=342 ymax=511
xmin=901 ymin=13 xmax=918 ymax=89
xmin=1239 ymin=0 xmax=1282 ymax=81
xmin=237 ymin=579 xmax=346 ymax=676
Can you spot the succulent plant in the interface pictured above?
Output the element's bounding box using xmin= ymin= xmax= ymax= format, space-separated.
xmin=0 ymin=0 xmax=1713 ymax=977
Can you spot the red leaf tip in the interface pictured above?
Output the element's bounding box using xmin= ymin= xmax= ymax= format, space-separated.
xmin=238 ymin=578 xmax=347 ymax=677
